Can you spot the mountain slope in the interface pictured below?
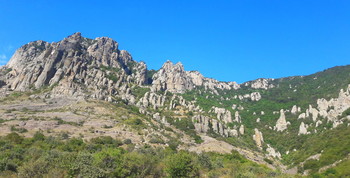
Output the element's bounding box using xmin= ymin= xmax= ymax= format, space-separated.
xmin=1 ymin=33 xmax=350 ymax=177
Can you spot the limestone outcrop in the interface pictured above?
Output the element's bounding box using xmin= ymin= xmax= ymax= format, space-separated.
xmin=136 ymin=91 xmax=166 ymax=110
xmin=251 ymin=92 xmax=262 ymax=101
xmin=298 ymin=122 xmax=310 ymax=135
xmin=253 ymin=128 xmax=264 ymax=149
xmin=151 ymin=61 xmax=194 ymax=93
xmin=239 ymin=125 xmax=245 ymax=135
xmin=266 ymin=144 xmax=281 ymax=159
xmin=151 ymin=61 xmax=240 ymax=94
xmin=192 ymin=115 xmax=238 ymax=137
xmin=2 ymin=32 xmax=147 ymax=102
xmin=296 ymin=84 xmax=350 ymax=125
xmin=275 ymin=109 xmax=289 ymax=132
xmin=291 ymin=105 xmax=301 ymax=114
xmin=244 ymin=78 xmax=275 ymax=90
xmin=236 ymin=92 xmax=262 ymax=101
xmin=235 ymin=111 xmax=242 ymax=123
xmin=212 ymin=107 xmax=233 ymax=124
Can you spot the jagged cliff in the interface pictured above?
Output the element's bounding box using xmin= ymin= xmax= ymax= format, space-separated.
xmin=1 ymin=32 xmax=148 ymax=102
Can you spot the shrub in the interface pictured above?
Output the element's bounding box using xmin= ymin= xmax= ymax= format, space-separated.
xmin=149 ymin=135 xmax=165 ymax=144
xmin=5 ymin=132 xmax=24 ymax=144
xmin=90 ymin=136 xmax=122 ymax=147
xmin=123 ymin=139 xmax=132 ymax=145
xmin=264 ymin=158 xmax=273 ymax=165
xmin=120 ymin=152 xmax=156 ymax=177
xmin=10 ymin=126 xmax=28 ymax=133
xmin=165 ymin=151 xmax=198 ymax=178
xmin=33 ymin=131 xmax=45 ymax=141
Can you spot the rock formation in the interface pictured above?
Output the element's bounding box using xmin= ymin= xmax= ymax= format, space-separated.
xmin=296 ymin=84 xmax=350 ymax=125
xmin=275 ymin=109 xmax=289 ymax=132
xmin=212 ymin=107 xmax=233 ymax=124
xmin=151 ymin=61 xmax=194 ymax=93
xmin=2 ymin=33 xmax=350 ymax=173
xmin=253 ymin=128 xmax=264 ymax=149
xmin=192 ymin=115 xmax=237 ymax=137
xmin=244 ymin=78 xmax=275 ymax=89
xmin=239 ymin=125 xmax=245 ymax=135
xmin=266 ymin=144 xmax=281 ymax=159
xmin=251 ymin=92 xmax=262 ymax=101
xmin=291 ymin=105 xmax=301 ymax=114
xmin=2 ymin=32 xmax=146 ymax=102
xmin=151 ymin=61 xmax=240 ymax=94
xmin=235 ymin=111 xmax=241 ymax=123
xmin=298 ymin=122 xmax=309 ymax=135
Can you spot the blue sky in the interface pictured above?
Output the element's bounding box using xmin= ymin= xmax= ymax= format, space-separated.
xmin=0 ymin=0 xmax=349 ymax=83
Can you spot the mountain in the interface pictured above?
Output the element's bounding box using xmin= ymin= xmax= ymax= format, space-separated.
xmin=1 ymin=33 xmax=350 ymax=177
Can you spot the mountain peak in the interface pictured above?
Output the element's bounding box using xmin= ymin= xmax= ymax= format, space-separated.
xmin=67 ymin=32 xmax=82 ymax=39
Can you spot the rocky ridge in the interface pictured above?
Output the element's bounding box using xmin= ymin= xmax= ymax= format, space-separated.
xmin=1 ymin=33 xmax=350 ymax=175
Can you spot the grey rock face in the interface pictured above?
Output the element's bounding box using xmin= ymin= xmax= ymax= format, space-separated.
xmin=212 ymin=107 xmax=233 ymax=124
xmin=2 ymin=33 xmax=147 ymax=101
xmin=151 ymin=61 xmax=240 ymax=94
xmin=192 ymin=115 xmax=210 ymax=133
xmin=151 ymin=61 xmax=193 ymax=93
xmin=250 ymin=92 xmax=262 ymax=101
xmin=192 ymin=114 xmax=238 ymax=137
xmin=137 ymin=91 xmax=166 ymax=110
xmin=244 ymin=78 xmax=275 ymax=90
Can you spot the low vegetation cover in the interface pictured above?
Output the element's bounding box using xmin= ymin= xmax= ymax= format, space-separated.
xmin=284 ymin=123 xmax=350 ymax=176
xmin=0 ymin=132 xmax=286 ymax=178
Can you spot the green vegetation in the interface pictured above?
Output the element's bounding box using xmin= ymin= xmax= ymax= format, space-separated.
xmin=340 ymin=107 xmax=350 ymax=118
xmin=167 ymin=117 xmax=204 ymax=144
xmin=165 ymin=151 xmax=198 ymax=177
xmin=10 ymin=126 xmax=28 ymax=133
xmin=106 ymin=74 xmax=119 ymax=82
xmin=99 ymin=65 xmax=122 ymax=82
xmin=283 ymin=123 xmax=350 ymax=174
xmin=53 ymin=117 xmax=84 ymax=126
xmin=131 ymin=86 xmax=150 ymax=100
xmin=181 ymin=65 xmax=350 ymax=166
xmin=316 ymin=159 xmax=350 ymax=177
xmin=0 ymin=83 xmax=59 ymax=103
xmin=122 ymin=116 xmax=149 ymax=131
xmin=149 ymin=134 xmax=165 ymax=144
xmin=0 ymin=133 xmax=285 ymax=177
xmin=0 ymin=67 xmax=12 ymax=75
xmin=146 ymin=69 xmax=157 ymax=84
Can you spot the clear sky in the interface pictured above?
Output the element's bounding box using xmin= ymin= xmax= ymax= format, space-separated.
xmin=0 ymin=0 xmax=349 ymax=83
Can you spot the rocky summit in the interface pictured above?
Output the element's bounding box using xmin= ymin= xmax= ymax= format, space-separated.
xmin=1 ymin=33 xmax=350 ymax=177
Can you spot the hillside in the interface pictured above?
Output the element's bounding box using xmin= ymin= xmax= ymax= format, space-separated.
xmin=0 ymin=33 xmax=350 ymax=177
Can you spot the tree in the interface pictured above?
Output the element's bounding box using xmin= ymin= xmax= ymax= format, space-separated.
xmin=165 ymin=151 xmax=198 ymax=178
